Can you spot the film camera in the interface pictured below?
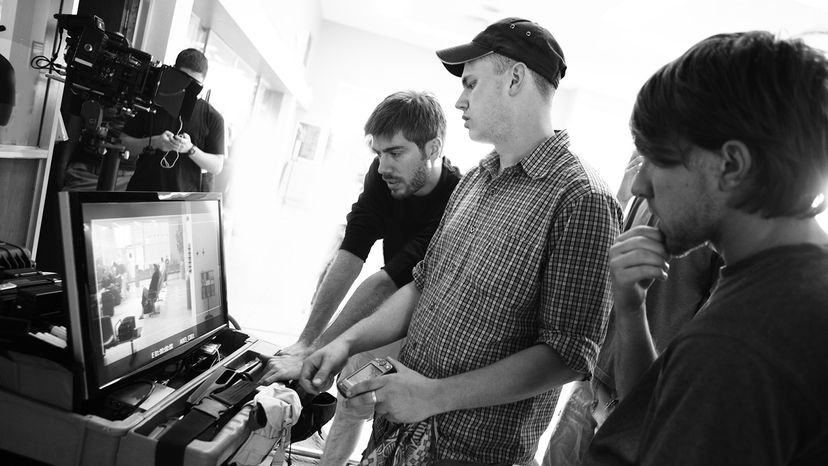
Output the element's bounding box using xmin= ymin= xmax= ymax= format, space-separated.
xmin=51 ymin=14 xmax=202 ymax=189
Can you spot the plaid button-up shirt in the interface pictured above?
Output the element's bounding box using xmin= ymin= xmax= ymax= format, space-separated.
xmin=398 ymin=131 xmax=622 ymax=464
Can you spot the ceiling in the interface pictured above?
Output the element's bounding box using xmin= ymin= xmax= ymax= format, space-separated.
xmin=320 ymin=0 xmax=828 ymax=98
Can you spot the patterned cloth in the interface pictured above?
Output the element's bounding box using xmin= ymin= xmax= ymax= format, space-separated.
xmin=367 ymin=131 xmax=622 ymax=465
xmin=361 ymin=417 xmax=438 ymax=466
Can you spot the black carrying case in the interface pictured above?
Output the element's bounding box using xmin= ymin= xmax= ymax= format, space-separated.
xmin=0 ymin=240 xmax=33 ymax=270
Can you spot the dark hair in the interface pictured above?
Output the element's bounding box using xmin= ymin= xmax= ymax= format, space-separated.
xmin=631 ymin=31 xmax=828 ymax=218
xmin=364 ymin=90 xmax=446 ymax=153
xmin=175 ymin=48 xmax=208 ymax=75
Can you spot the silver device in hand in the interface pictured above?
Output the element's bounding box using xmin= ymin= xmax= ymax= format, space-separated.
xmin=337 ymin=358 xmax=395 ymax=398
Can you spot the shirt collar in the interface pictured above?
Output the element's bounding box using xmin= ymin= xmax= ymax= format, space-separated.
xmin=520 ymin=130 xmax=571 ymax=180
xmin=479 ymin=130 xmax=571 ymax=180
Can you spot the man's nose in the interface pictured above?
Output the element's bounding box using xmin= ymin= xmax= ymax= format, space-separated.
xmin=455 ymin=92 xmax=467 ymax=111
xmin=377 ymin=154 xmax=392 ymax=175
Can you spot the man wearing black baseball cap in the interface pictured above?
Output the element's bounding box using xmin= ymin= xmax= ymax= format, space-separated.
xmin=436 ymin=17 xmax=567 ymax=88
xmin=298 ymin=18 xmax=621 ymax=465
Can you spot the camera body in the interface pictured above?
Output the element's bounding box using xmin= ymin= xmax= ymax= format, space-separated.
xmin=55 ymin=14 xmax=154 ymax=112
xmin=337 ymin=358 xmax=395 ymax=398
xmin=53 ymin=14 xmax=202 ymax=156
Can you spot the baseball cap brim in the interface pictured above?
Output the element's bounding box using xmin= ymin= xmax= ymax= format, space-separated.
xmin=436 ymin=42 xmax=493 ymax=77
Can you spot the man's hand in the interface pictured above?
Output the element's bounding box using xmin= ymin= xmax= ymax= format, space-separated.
xmin=609 ymin=225 xmax=670 ymax=313
xmin=258 ymin=342 xmax=315 ymax=385
xmin=150 ymin=131 xmax=193 ymax=153
xmin=279 ymin=341 xmax=315 ymax=357
xmin=175 ymin=132 xmax=194 ymax=153
xmin=345 ymin=357 xmax=441 ymax=424
xmin=151 ymin=130 xmax=180 ymax=152
xmin=298 ymin=340 xmax=350 ymax=395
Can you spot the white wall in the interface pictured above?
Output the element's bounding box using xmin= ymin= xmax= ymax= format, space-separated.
xmin=301 ymin=20 xmax=633 ymax=197
xmin=140 ymin=0 xmax=195 ymax=62
xmin=304 ymin=20 xmax=491 ymax=174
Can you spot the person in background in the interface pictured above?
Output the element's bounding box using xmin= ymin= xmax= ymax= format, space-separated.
xmin=140 ymin=263 xmax=161 ymax=319
xmin=121 ymin=48 xmax=225 ymax=192
xmin=258 ymin=90 xmax=461 ymax=465
xmin=162 ymin=257 xmax=169 ymax=286
xmin=586 ymin=31 xmax=828 ymax=465
xmin=149 ymin=264 xmax=161 ymax=296
xmin=299 ymin=18 xmax=621 ymax=465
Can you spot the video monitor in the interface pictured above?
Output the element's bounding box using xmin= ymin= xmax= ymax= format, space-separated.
xmin=58 ymin=191 xmax=228 ymax=402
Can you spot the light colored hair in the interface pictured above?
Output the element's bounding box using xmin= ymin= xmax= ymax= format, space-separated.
xmin=482 ymin=54 xmax=555 ymax=100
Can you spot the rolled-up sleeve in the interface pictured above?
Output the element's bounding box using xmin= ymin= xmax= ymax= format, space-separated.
xmin=537 ymin=191 xmax=622 ymax=376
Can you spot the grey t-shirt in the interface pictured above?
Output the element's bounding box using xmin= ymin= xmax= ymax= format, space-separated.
xmin=587 ymin=243 xmax=828 ymax=466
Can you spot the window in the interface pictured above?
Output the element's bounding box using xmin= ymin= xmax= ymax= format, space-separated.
xmin=0 ymin=0 xmax=64 ymax=148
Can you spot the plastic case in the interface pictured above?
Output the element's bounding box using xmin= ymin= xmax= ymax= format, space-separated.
xmin=0 ymin=349 xmax=75 ymax=410
xmin=0 ymin=332 xmax=279 ymax=466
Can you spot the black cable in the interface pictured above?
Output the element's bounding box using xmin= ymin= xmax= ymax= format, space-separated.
xmin=34 ymin=14 xmax=65 ymax=145
xmin=30 ymin=55 xmax=63 ymax=71
xmin=103 ymin=379 xmax=156 ymax=420
xmin=133 ymin=380 xmax=157 ymax=408
xmin=31 ymin=24 xmax=65 ymax=72
xmin=228 ymin=315 xmax=241 ymax=330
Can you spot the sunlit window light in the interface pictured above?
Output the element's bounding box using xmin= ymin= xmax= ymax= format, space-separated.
xmin=817 ymin=192 xmax=828 ymax=233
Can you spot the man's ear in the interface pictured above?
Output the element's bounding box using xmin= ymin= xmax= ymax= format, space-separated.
xmin=718 ymin=140 xmax=752 ymax=191
xmin=425 ymin=137 xmax=442 ymax=161
xmin=507 ymin=62 xmax=528 ymax=96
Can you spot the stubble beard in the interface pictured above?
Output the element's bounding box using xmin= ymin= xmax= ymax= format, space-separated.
xmin=389 ymin=161 xmax=428 ymax=199
xmin=660 ymin=215 xmax=714 ymax=258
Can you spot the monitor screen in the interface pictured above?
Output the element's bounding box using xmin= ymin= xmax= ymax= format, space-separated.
xmin=58 ymin=191 xmax=228 ymax=401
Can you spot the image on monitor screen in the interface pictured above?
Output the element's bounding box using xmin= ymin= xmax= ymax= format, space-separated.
xmin=59 ymin=192 xmax=229 ymax=400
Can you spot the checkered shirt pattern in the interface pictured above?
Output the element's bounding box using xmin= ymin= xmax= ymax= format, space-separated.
xmin=400 ymin=131 xmax=622 ymax=464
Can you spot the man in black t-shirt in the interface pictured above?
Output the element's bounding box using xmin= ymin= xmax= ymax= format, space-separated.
xmin=585 ymin=32 xmax=828 ymax=465
xmin=259 ymin=91 xmax=461 ymax=465
xmin=121 ymin=48 xmax=225 ymax=192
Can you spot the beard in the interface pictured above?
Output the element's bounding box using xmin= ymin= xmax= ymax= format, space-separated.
xmin=388 ymin=162 xmax=428 ymax=199
xmin=658 ymin=218 xmax=714 ymax=258
xmin=653 ymin=185 xmax=719 ymax=258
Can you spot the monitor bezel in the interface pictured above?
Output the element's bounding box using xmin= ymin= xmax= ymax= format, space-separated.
xmin=58 ymin=191 xmax=230 ymax=403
